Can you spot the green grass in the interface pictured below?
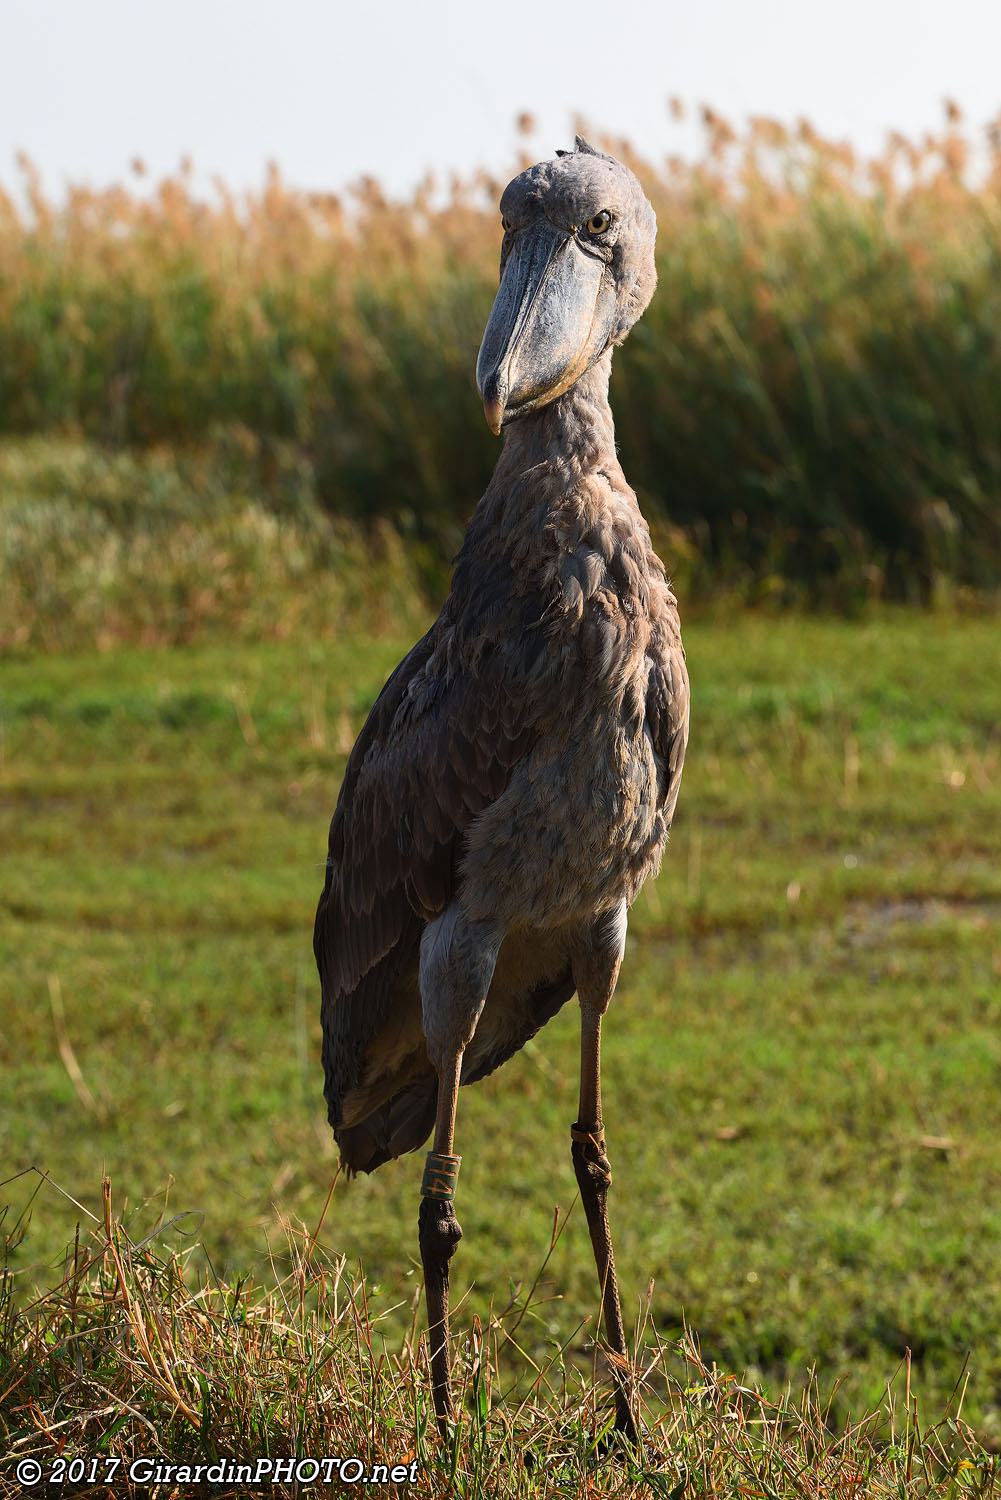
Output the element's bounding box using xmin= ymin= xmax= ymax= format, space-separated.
xmin=0 ymin=436 xmax=434 ymax=652
xmin=5 ymin=1186 xmax=993 ymax=1498
xmin=3 ymin=610 xmax=1000 ymax=1461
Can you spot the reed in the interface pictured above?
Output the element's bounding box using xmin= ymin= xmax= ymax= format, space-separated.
xmin=2 ymin=105 xmax=1001 ymax=603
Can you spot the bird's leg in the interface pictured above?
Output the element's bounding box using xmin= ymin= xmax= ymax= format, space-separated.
xmin=573 ymin=1014 xmax=637 ymax=1441
xmin=417 ymin=902 xmax=503 ymax=1439
xmin=419 ymin=1048 xmax=463 ymax=1438
xmin=571 ymin=905 xmax=638 ymax=1442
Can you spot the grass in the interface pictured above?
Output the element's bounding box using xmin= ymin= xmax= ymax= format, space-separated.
xmin=2 ymin=608 xmax=1000 ymax=1489
xmin=2 ymin=1178 xmax=997 ymax=1498
xmin=0 ymin=437 xmax=433 ymax=653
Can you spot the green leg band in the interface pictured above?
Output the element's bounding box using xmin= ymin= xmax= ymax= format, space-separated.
xmin=421 ymin=1152 xmax=461 ymax=1201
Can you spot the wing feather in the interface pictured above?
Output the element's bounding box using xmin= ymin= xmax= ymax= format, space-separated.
xmin=645 ymin=634 xmax=690 ymax=827
xmin=314 ymin=614 xmax=545 ymax=1133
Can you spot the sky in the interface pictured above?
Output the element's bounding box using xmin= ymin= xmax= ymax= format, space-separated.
xmin=3 ymin=0 xmax=1001 ymax=202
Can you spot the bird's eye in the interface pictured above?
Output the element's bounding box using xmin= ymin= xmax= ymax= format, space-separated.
xmin=586 ymin=210 xmax=612 ymax=235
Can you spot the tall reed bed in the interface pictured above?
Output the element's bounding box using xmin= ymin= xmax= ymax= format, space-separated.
xmin=2 ymin=105 xmax=1001 ymax=605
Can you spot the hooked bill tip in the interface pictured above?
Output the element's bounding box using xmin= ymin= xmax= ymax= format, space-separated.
xmin=483 ymin=395 xmax=505 ymax=436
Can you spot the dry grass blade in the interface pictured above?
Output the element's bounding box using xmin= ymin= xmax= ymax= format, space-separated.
xmin=47 ymin=975 xmax=99 ymax=1117
xmin=2 ymin=1175 xmax=998 ymax=1497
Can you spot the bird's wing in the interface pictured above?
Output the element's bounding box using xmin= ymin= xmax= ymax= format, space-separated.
xmin=645 ymin=636 xmax=690 ymax=827
xmin=314 ymin=620 xmax=538 ymax=1127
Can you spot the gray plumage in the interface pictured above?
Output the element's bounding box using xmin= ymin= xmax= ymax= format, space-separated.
xmin=315 ymin=136 xmax=689 ymax=1441
xmin=314 ymin=137 xmax=689 ymax=1176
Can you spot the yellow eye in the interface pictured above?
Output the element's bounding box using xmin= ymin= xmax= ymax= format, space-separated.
xmin=586 ymin=210 xmax=612 ymax=235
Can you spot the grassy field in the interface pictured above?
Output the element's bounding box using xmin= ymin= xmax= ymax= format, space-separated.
xmin=4 ymin=110 xmax=1001 ymax=1490
xmin=3 ymin=603 xmax=1000 ymax=1470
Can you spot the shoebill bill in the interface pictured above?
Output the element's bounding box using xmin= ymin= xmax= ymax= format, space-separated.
xmin=314 ymin=136 xmax=689 ymax=1440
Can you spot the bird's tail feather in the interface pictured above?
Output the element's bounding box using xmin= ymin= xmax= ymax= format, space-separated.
xmin=336 ymin=1075 xmax=438 ymax=1174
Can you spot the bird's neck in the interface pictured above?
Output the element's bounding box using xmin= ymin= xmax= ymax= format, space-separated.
xmin=492 ymin=349 xmax=619 ymax=495
xmin=450 ymin=348 xmax=646 ymax=618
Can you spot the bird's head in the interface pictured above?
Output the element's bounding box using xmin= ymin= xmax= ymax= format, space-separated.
xmin=476 ymin=137 xmax=657 ymax=435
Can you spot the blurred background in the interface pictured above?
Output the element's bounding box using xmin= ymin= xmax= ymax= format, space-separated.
xmin=3 ymin=0 xmax=1001 ymax=627
xmin=3 ymin=0 xmax=1001 ymax=1444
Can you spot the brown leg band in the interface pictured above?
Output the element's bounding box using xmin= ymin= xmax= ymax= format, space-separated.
xmin=571 ymin=1124 xmax=611 ymax=1184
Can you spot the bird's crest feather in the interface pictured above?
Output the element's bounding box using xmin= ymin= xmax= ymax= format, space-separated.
xmin=556 ymin=134 xmax=602 ymax=158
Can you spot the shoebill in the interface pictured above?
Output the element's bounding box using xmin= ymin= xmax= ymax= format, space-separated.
xmin=314 ymin=137 xmax=689 ymax=1440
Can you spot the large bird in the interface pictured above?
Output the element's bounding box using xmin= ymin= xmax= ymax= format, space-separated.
xmin=314 ymin=137 xmax=689 ymax=1440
